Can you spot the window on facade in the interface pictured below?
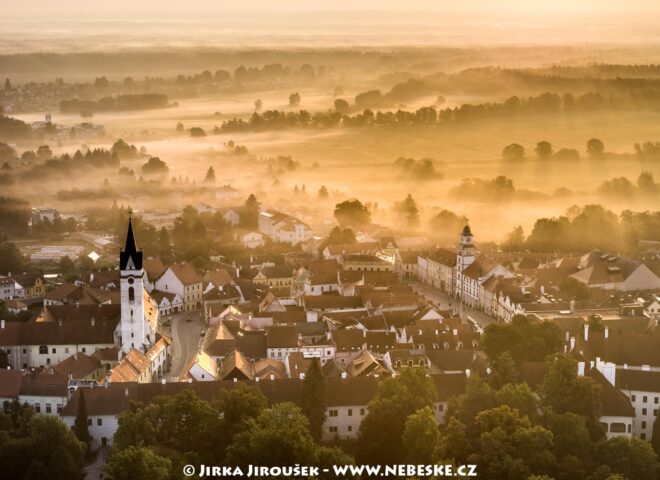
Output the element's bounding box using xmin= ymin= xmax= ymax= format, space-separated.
xmin=348 ymin=409 xmax=352 ymax=416
xmin=39 ymin=345 xmax=47 ymax=354
xmin=642 ymin=421 xmax=647 ymax=429
xmin=347 ymin=426 xmax=352 ymax=432
xmin=128 ymin=286 xmax=135 ymax=302
xmin=610 ymin=423 xmax=626 ymax=433
xmin=97 ymin=419 xmax=102 ymax=426
xmin=643 ymin=396 xmax=648 ymax=403
xmin=82 ymin=348 xmax=86 ymax=353
xmin=641 ymin=433 xmax=646 ymax=440
xmin=632 ymin=395 xmax=636 ymax=402
xmin=329 ymin=409 xmax=338 ymax=417
xmin=57 ymin=404 xmax=63 ymax=413
xmin=360 ymin=408 xmax=365 ymax=416
xmin=65 ymin=347 xmax=69 ymax=354
xmin=22 ymin=349 xmax=26 ymax=354
xmin=35 ymin=403 xmax=41 ymax=413
xmin=643 ymin=408 xmax=647 ymax=415
xmin=87 ymin=419 xmax=92 ymax=425
xmin=45 ymin=404 xmax=52 ymax=414
xmin=52 ymin=348 xmax=56 ymax=354
xmin=329 ymin=426 xmax=338 ymax=433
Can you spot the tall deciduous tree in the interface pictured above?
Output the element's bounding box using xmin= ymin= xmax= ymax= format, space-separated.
xmin=402 ymin=406 xmax=439 ymax=464
xmin=104 ymin=446 xmax=171 ymax=480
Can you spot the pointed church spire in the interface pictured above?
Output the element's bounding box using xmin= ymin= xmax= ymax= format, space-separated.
xmin=120 ymin=214 xmax=143 ymax=270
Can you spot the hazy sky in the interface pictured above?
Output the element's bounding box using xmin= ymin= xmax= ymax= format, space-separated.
xmin=2 ymin=0 xmax=660 ymax=51
xmin=4 ymin=0 xmax=660 ymax=16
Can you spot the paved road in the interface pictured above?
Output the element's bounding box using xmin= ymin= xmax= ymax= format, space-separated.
xmin=84 ymin=448 xmax=107 ymax=480
xmin=165 ymin=310 xmax=205 ymax=381
xmin=406 ymin=279 xmax=496 ymax=330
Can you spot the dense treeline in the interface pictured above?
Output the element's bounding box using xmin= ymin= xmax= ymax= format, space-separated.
xmin=503 ymin=205 xmax=660 ymax=253
xmin=59 ymin=93 xmax=169 ymax=113
xmin=219 ymin=90 xmax=660 ymax=133
xmin=0 ymin=115 xmax=32 ymax=141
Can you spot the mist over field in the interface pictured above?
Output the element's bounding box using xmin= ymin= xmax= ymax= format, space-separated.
xmin=1 ymin=1 xmax=660 ymax=246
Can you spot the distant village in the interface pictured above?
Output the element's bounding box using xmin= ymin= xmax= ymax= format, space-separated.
xmin=1 ymin=196 xmax=659 ymax=453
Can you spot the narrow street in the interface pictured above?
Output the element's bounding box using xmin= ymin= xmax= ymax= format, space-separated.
xmin=164 ymin=310 xmax=205 ymax=381
xmin=406 ymin=279 xmax=496 ymax=330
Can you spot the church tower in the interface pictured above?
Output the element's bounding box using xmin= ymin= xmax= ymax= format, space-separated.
xmin=454 ymin=221 xmax=476 ymax=300
xmin=119 ymin=216 xmax=149 ymax=354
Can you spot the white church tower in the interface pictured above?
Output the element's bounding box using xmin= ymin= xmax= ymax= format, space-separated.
xmin=454 ymin=221 xmax=476 ymax=300
xmin=119 ymin=216 xmax=151 ymax=354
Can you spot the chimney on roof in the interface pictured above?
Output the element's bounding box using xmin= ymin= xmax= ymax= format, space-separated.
xmin=104 ymin=381 xmax=108 ymax=388
xmin=583 ymin=323 xmax=589 ymax=342
xmin=570 ymin=336 xmax=575 ymax=352
xmin=124 ymin=387 xmax=129 ymax=397
xmin=577 ymin=361 xmax=585 ymax=377
xmin=604 ymin=326 xmax=609 ymax=339
xmin=91 ymin=317 xmax=95 ymax=327
xmin=161 ymin=378 xmax=166 ymax=385
xmin=255 ymin=376 xmax=260 ymax=382
xmin=465 ymin=368 xmax=471 ymax=377
xmin=570 ymin=299 xmax=575 ymax=313
xmin=58 ymin=318 xmax=63 ymax=327
xmin=341 ymin=371 xmax=348 ymax=379
xmin=452 ymin=329 xmax=458 ymax=336
xmin=299 ymin=373 xmax=305 ymax=380
xmin=0 ymin=319 xmax=4 ymax=329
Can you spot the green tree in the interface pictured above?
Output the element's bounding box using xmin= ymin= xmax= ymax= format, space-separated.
xmin=502 ymin=225 xmax=525 ymax=251
xmin=300 ymin=358 xmax=326 ymax=442
xmin=596 ymin=436 xmax=659 ymax=480
xmin=334 ymin=99 xmax=350 ymax=114
xmin=402 ymin=406 xmax=439 ymax=464
xmin=489 ymin=352 xmax=519 ymax=389
xmin=73 ymin=389 xmax=91 ymax=449
xmin=104 ymin=446 xmax=171 ymax=480
xmin=326 ymin=226 xmax=356 ymax=245
xmin=157 ymin=227 xmax=173 ymax=263
xmin=0 ymin=242 xmax=23 ymax=275
xmin=357 ymin=368 xmax=437 ymax=464
xmin=587 ymin=138 xmax=605 ymax=158
xmin=204 ymin=166 xmax=216 ymax=183
xmin=483 ymin=315 xmax=562 ymax=365
xmin=225 ymin=403 xmax=317 ymax=467
xmin=502 ymin=143 xmax=525 ymax=161
xmin=241 ymin=194 xmax=260 ymax=229
xmin=334 ymin=199 xmax=371 ymax=228
xmin=394 ymin=194 xmax=419 ymax=228
xmin=216 ymin=383 xmax=268 ymax=458
xmin=651 ymin=414 xmax=660 ymax=458
xmin=535 ymin=141 xmax=554 ymax=159
xmin=541 ymin=354 xmax=601 ymax=420
xmin=289 ymin=92 xmax=301 ymax=106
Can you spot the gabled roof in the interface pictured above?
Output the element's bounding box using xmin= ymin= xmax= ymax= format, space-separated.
xmin=53 ymin=352 xmax=103 ymax=379
xmin=333 ymin=328 xmax=365 ymax=352
xmin=143 ymin=257 xmax=167 ymax=280
xmin=169 ymin=263 xmax=202 ymax=285
xmin=219 ymin=349 xmax=253 ymax=380
xmin=586 ymin=368 xmax=635 ymax=417
xmin=0 ymin=369 xmax=22 ymax=398
xmin=19 ymin=372 xmax=69 ymax=397
xmin=427 ymin=248 xmax=456 ymax=267
xmin=266 ymin=326 xmax=300 ymax=349
xmin=616 ymin=369 xmax=660 ymax=393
